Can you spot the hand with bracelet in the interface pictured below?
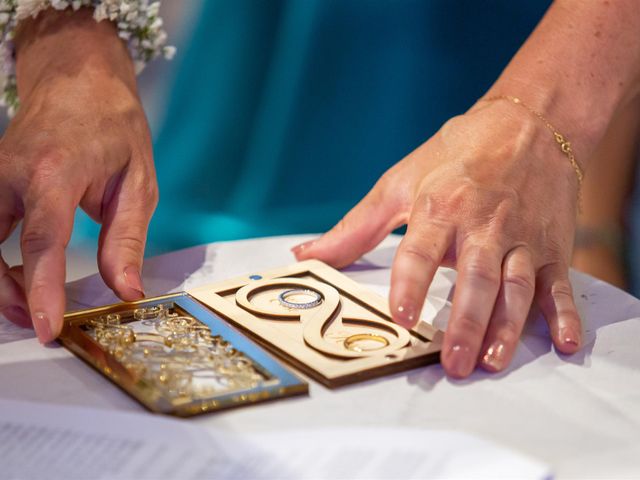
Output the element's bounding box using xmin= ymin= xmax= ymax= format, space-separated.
xmin=296 ymin=1 xmax=640 ymax=377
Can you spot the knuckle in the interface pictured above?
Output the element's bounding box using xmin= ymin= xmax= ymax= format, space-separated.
xmin=538 ymin=268 xmax=578 ymax=318
xmin=377 ymin=165 xmax=408 ymax=201
xmin=127 ymin=109 xmax=151 ymax=135
xmin=443 ymin=182 xmax=474 ymax=212
xmin=452 ymin=315 xmax=486 ymax=338
xmin=27 ymin=149 xmax=71 ymax=194
xmin=400 ymin=243 xmax=440 ymax=268
xmin=550 ymin=279 xmax=573 ymax=299
xmin=33 ymin=148 xmax=68 ymax=177
xmin=21 ymin=228 xmax=58 ymax=256
xmin=377 ymin=166 xmax=397 ymax=187
xmin=486 ymin=196 xmax=519 ymax=234
xmin=502 ymin=271 xmax=535 ymax=292
xmin=415 ymin=188 xmax=464 ymax=223
xmin=462 ymin=255 xmax=501 ymax=285
xmin=113 ymin=234 xmax=146 ymax=258
xmin=439 ymin=115 xmax=465 ymax=140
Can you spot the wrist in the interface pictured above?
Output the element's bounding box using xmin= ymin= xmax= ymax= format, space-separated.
xmin=478 ymin=94 xmax=584 ymax=205
xmin=482 ymin=78 xmax=607 ymax=174
xmin=480 ymin=1 xmax=640 ymax=173
xmin=15 ymin=8 xmax=137 ymax=102
xmin=461 ymin=98 xmax=583 ymax=213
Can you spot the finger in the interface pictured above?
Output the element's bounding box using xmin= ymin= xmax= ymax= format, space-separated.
xmin=7 ymin=264 xmax=25 ymax=290
xmin=442 ymin=241 xmax=504 ymax=378
xmin=98 ymin=162 xmax=157 ymax=301
xmin=292 ymin=178 xmax=405 ymax=268
xmin=389 ymin=220 xmax=454 ymax=328
xmin=21 ymin=192 xmax=75 ymax=343
xmin=0 ymin=254 xmax=30 ymax=327
xmin=479 ymin=246 xmax=535 ymax=372
xmin=0 ymin=207 xmax=30 ymax=327
xmin=536 ymin=262 xmax=582 ymax=354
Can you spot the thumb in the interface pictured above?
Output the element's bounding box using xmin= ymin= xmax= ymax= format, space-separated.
xmin=98 ymin=167 xmax=158 ymax=301
xmin=293 ymin=179 xmax=406 ymax=268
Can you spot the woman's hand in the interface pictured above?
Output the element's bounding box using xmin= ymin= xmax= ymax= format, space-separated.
xmin=0 ymin=9 xmax=156 ymax=343
xmin=294 ymin=99 xmax=582 ymax=378
xmin=296 ymin=0 xmax=640 ymax=378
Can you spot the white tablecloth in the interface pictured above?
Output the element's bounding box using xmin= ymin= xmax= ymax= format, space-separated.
xmin=1 ymin=234 xmax=640 ymax=478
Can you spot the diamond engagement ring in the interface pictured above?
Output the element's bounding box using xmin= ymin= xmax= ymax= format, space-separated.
xmin=278 ymin=289 xmax=323 ymax=309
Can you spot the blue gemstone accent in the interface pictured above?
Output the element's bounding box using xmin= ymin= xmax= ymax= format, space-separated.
xmin=249 ymin=275 xmax=262 ymax=280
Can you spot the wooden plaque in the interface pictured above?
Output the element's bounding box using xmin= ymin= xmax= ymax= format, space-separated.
xmin=187 ymin=260 xmax=443 ymax=388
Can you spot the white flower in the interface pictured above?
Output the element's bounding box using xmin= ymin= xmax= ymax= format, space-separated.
xmin=149 ymin=16 xmax=161 ymax=30
xmin=163 ymin=45 xmax=175 ymax=60
xmin=147 ymin=1 xmax=159 ymax=17
xmin=16 ymin=0 xmax=47 ymax=20
xmin=51 ymin=0 xmax=70 ymax=10
xmin=93 ymin=3 xmax=107 ymax=21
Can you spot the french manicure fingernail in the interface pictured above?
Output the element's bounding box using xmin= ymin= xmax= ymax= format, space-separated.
xmin=396 ymin=302 xmax=417 ymax=327
xmin=561 ymin=327 xmax=580 ymax=347
xmin=291 ymin=240 xmax=317 ymax=257
xmin=3 ymin=306 xmax=31 ymax=327
xmin=33 ymin=312 xmax=52 ymax=344
xmin=123 ymin=266 xmax=145 ymax=297
xmin=447 ymin=344 xmax=474 ymax=378
xmin=481 ymin=341 xmax=507 ymax=372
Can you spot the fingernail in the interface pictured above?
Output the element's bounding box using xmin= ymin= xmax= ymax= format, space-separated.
xmin=123 ymin=266 xmax=145 ymax=297
xmin=561 ymin=327 xmax=580 ymax=347
xmin=395 ymin=302 xmax=417 ymax=327
xmin=446 ymin=344 xmax=474 ymax=378
xmin=481 ymin=341 xmax=507 ymax=372
xmin=3 ymin=306 xmax=31 ymax=327
xmin=32 ymin=312 xmax=52 ymax=344
xmin=291 ymin=240 xmax=317 ymax=257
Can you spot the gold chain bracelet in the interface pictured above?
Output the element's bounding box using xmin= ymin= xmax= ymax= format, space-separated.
xmin=482 ymin=95 xmax=584 ymax=211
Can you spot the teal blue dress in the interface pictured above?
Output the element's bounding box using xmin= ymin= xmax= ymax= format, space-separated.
xmin=80 ymin=0 xmax=550 ymax=255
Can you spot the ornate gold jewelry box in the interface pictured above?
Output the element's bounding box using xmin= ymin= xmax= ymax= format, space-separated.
xmin=60 ymin=260 xmax=443 ymax=416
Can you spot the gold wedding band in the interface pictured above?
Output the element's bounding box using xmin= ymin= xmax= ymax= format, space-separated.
xmin=343 ymin=333 xmax=390 ymax=352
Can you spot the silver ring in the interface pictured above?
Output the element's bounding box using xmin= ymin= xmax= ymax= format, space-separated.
xmin=278 ymin=289 xmax=322 ymax=309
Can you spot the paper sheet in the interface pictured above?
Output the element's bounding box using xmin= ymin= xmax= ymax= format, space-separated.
xmin=0 ymin=399 xmax=549 ymax=480
xmin=0 ymin=399 xmax=231 ymax=479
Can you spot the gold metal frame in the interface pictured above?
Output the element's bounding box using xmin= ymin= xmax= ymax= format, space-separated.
xmin=60 ymin=293 xmax=308 ymax=417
